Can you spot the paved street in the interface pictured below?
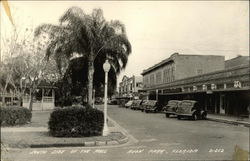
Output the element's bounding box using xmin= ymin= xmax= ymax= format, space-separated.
xmin=2 ymin=105 xmax=249 ymax=161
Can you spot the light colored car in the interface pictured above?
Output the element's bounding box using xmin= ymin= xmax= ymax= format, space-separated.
xmin=125 ymin=100 xmax=133 ymax=108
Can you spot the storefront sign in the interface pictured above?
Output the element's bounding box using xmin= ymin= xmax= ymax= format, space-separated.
xmin=211 ymin=84 xmax=217 ymax=90
xmin=234 ymin=81 xmax=241 ymax=88
xmin=202 ymin=85 xmax=207 ymax=90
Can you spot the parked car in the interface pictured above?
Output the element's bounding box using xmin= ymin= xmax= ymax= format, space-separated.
xmin=131 ymin=100 xmax=142 ymax=110
xmin=125 ymin=100 xmax=133 ymax=108
xmin=144 ymin=100 xmax=163 ymax=113
xmin=95 ymin=97 xmax=103 ymax=104
xmin=176 ymin=100 xmax=207 ymax=120
xmin=119 ymin=99 xmax=129 ymax=107
xmin=108 ymin=99 xmax=118 ymax=105
xmin=139 ymin=100 xmax=149 ymax=112
xmin=162 ymin=100 xmax=182 ymax=118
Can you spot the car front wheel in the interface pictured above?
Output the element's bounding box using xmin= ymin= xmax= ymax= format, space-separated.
xmin=177 ymin=115 xmax=181 ymax=120
xmin=201 ymin=113 xmax=207 ymax=120
xmin=166 ymin=113 xmax=170 ymax=118
xmin=192 ymin=114 xmax=198 ymax=121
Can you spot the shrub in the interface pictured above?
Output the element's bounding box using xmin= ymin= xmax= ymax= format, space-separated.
xmin=48 ymin=105 xmax=104 ymax=137
xmin=0 ymin=106 xmax=32 ymax=126
xmin=56 ymin=96 xmax=73 ymax=107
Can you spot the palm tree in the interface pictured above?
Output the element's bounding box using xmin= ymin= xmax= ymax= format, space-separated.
xmin=34 ymin=7 xmax=132 ymax=105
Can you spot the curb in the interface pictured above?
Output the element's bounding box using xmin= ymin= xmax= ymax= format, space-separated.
xmin=207 ymin=118 xmax=250 ymax=127
xmin=29 ymin=136 xmax=128 ymax=148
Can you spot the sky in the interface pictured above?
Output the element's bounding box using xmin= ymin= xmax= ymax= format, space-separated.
xmin=1 ymin=1 xmax=249 ymax=85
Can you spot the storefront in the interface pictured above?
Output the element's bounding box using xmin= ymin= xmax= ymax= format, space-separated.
xmin=145 ymin=65 xmax=250 ymax=117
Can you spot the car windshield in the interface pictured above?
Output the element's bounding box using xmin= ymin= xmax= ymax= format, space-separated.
xmin=180 ymin=102 xmax=192 ymax=107
xmin=167 ymin=101 xmax=178 ymax=107
xmin=149 ymin=101 xmax=157 ymax=106
xmin=127 ymin=101 xmax=133 ymax=104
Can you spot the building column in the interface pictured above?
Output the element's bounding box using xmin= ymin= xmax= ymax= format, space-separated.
xmin=214 ymin=95 xmax=218 ymax=114
xmin=219 ymin=93 xmax=225 ymax=114
xmin=204 ymin=96 xmax=208 ymax=111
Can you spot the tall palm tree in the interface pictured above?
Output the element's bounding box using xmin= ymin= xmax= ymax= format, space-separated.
xmin=34 ymin=7 xmax=132 ymax=105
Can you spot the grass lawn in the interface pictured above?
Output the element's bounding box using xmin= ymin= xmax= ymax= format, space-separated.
xmin=22 ymin=110 xmax=52 ymax=127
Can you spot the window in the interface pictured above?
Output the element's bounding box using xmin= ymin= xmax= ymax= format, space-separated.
xmin=163 ymin=69 xmax=168 ymax=83
xmin=167 ymin=69 xmax=170 ymax=82
xmin=143 ymin=76 xmax=149 ymax=87
xmin=156 ymin=71 xmax=162 ymax=84
xmin=150 ymin=74 xmax=155 ymax=85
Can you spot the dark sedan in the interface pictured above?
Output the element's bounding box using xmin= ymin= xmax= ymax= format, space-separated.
xmin=176 ymin=100 xmax=207 ymax=120
xmin=162 ymin=100 xmax=182 ymax=118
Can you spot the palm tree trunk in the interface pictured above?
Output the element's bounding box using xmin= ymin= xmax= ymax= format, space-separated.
xmin=87 ymin=52 xmax=94 ymax=106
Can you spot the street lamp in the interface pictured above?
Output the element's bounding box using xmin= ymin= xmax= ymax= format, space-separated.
xmin=102 ymin=59 xmax=110 ymax=136
xmin=92 ymin=89 xmax=95 ymax=108
xmin=156 ymin=89 xmax=158 ymax=101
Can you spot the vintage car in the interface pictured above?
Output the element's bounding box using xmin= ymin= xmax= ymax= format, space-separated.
xmin=108 ymin=99 xmax=118 ymax=105
xmin=162 ymin=100 xmax=182 ymax=117
xmin=139 ymin=100 xmax=149 ymax=112
xmin=176 ymin=100 xmax=207 ymax=120
xmin=144 ymin=100 xmax=163 ymax=113
xmin=125 ymin=100 xmax=133 ymax=108
xmin=95 ymin=97 xmax=103 ymax=104
xmin=131 ymin=100 xmax=142 ymax=110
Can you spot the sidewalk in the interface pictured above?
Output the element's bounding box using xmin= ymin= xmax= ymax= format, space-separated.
xmin=207 ymin=114 xmax=250 ymax=127
xmin=1 ymin=112 xmax=129 ymax=149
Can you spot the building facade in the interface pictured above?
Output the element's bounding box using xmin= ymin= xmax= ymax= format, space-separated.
xmin=142 ymin=53 xmax=225 ymax=88
xmin=119 ymin=75 xmax=143 ymax=98
xmin=225 ymin=55 xmax=250 ymax=69
xmin=141 ymin=54 xmax=250 ymax=117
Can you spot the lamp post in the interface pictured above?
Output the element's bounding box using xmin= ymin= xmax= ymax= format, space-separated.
xmin=93 ymin=89 xmax=95 ymax=108
xmin=102 ymin=59 xmax=110 ymax=136
xmin=156 ymin=89 xmax=158 ymax=101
